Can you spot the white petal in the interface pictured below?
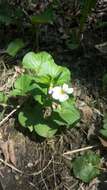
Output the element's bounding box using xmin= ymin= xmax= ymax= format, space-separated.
xmin=63 ymin=84 xmax=73 ymax=94
xmin=66 ymin=88 xmax=73 ymax=94
xmin=48 ymin=89 xmax=53 ymax=94
xmin=59 ymin=94 xmax=69 ymax=102
xmin=52 ymin=91 xmax=61 ymax=100
xmin=63 ymin=84 xmax=68 ymax=91
xmin=52 ymin=86 xmax=61 ymax=93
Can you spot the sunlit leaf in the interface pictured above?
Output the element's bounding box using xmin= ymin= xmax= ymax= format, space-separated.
xmin=22 ymin=51 xmax=71 ymax=85
xmin=11 ymin=74 xmax=33 ymax=96
xmin=6 ymin=39 xmax=25 ymax=57
xmin=0 ymin=92 xmax=8 ymax=104
xmin=55 ymin=99 xmax=80 ymax=126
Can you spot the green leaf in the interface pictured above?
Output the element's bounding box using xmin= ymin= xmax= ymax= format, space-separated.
xmin=100 ymin=113 xmax=107 ymax=138
xmin=0 ymin=3 xmax=13 ymax=25
xmin=80 ymin=0 xmax=96 ymax=33
xmin=22 ymin=51 xmax=58 ymax=76
xmin=22 ymin=51 xmax=71 ymax=85
xmin=11 ymin=74 xmax=33 ymax=96
xmin=51 ymin=110 xmax=67 ymax=126
xmin=34 ymin=124 xmax=57 ymax=138
xmin=100 ymin=129 xmax=107 ymax=138
xmin=6 ymin=39 xmax=25 ymax=57
xmin=55 ymin=99 xmax=80 ymax=126
xmin=0 ymin=14 xmax=12 ymax=25
xmin=31 ymin=7 xmax=54 ymax=24
xmin=66 ymin=29 xmax=80 ymax=50
xmin=18 ymin=104 xmax=58 ymax=138
xmin=53 ymin=67 xmax=71 ymax=85
xmin=32 ymin=86 xmax=47 ymax=105
xmin=73 ymin=151 xmax=101 ymax=183
xmin=34 ymin=75 xmax=51 ymax=85
xmin=0 ymin=92 xmax=8 ymax=104
xmin=103 ymin=114 xmax=107 ymax=129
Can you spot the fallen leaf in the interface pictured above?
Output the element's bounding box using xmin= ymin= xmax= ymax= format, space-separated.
xmin=87 ymin=123 xmax=96 ymax=140
xmin=80 ymin=105 xmax=93 ymax=123
xmin=98 ymin=136 xmax=107 ymax=147
xmin=0 ymin=140 xmax=9 ymax=162
xmin=0 ymin=139 xmax=16 ymax=165
xmin=8 ymin=140 xmax=16 ymax=166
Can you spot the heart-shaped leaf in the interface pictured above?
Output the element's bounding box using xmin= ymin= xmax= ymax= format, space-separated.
xmin=22 ymin=51 xmax=71 ymax=85
xmin=73 ymin=151 xmax=101 ymax=183
xmin=11 ymin=74 xmax=33 ymax=96
xmin=34 ymin=124 xmax=57 ymax=138
xmin=22 ymin=51 xmax=58 ymax=76
xmin=18 ymin=104 xmax=58 ymax=138
xmin=55 ymin=99 xmax=80 ymax=126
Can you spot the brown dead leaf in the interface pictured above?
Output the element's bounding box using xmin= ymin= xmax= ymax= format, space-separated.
xmin=87 ymin=123 xmax=96 ymax=140
xmin=8 ymin=140 xmax=16 ymax=166
xmin=80 ymin=105 xmax=93 ymax=123
xmin=99 ymin=136 xmax=107 ymax=147
xmin=73 ymin=86 xmax=82 ymax=97
xmin=0 ymin=140 xmax=9 ymax=162
xmin=0 ymin=139 xmax=16 ymax=165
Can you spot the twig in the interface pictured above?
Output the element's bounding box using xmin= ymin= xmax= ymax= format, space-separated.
xmin=29 ymin=156 xmax=53 ymax=176
xmin=63 ymin=145 xmax=97 ymax=155
xmin=0 ymin=158 xmax=23 ymax=174
xmin=0 ymin=157 xmax=53 ymax=176
xmin=0 ymin=105 xmax=20 ymax=127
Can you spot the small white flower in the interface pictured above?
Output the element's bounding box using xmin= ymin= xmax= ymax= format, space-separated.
xmin=62 ymin=84 xmax=73 ymax=94
xmin=48 ymin=83 xmax=73 ymax=102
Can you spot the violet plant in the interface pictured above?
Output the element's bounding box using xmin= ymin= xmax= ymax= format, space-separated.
xmin=11 ymin=51 xmax=80 ymax=138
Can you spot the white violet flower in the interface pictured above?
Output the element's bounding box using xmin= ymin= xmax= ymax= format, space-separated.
xmin=49 ymin=83 xmax=73 ymax=102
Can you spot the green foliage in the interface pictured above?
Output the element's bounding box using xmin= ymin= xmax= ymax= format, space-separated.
xmin=73 ymin=151 xmax=101 ymax=183
xmin=54 ymin=100 xmax=80 ymax=126
xmin=95 ymin=21 xmax=107 ymax=29
xmin=31 ymin=7 xmax=54 ymax=25
xmin=6 ymin=39 xmax=25 ymax=57
xmin=0 ymin=92 xmax=8 ymax=104
xmin=66 ymin=29 xmax=79 ymax=50
xmin=100 ymin=113 xmax=107 ymax=138
xmin=18 ymin=105 xmax=58 ymax=137
xmin=22 ymin=51 xmax=71 ymax=85
xmin=67 ymin=0 xmax=96 ymax=49
xmin=80 ymin=0 xmax=96 ymax=33
xmin=10 ymin=51 xmax=80 ymax=138
xmin=0 ymin=2 xmax=23 ymax=25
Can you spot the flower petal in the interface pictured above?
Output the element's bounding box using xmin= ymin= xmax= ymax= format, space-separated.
xmin=66 ymin=88 xmax=73 ymax=94
xmin=52 ymin=91 xmax=61 ymax=100
xmin=63 ymin=84 xmax=69 ymax=91
xmin=48 ymin=89 xmax=53 ymax=94
xmin=63 ymin=84 xmax=73 ymax=94
xmin=52 ymin=86 xmax=61 ymax=93
xmin=59 ymin=94 xmax=69 ymax=102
